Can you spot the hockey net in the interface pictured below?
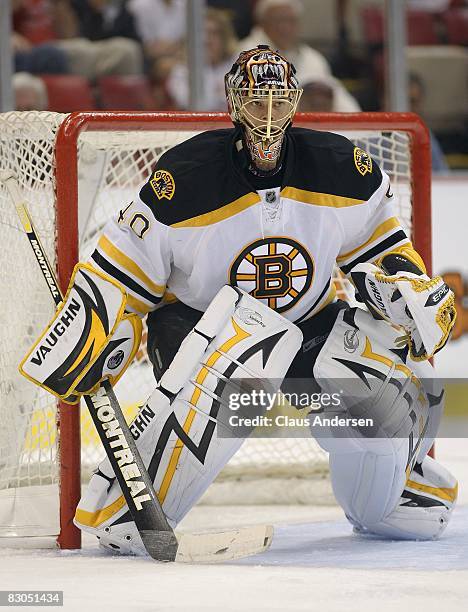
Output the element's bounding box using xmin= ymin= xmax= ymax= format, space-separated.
xmin=0 ymin=111 xmax=431 ymax=547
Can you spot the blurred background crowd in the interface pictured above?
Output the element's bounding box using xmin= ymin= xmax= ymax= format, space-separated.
xmin=8 ymin=0 xmax=468 ymax=170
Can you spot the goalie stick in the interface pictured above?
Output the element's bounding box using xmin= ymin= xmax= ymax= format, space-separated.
xmin=0 ymin=170 xmax=273 ymax=563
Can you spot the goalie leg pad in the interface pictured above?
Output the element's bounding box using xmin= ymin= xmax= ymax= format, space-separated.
xmin=74 ymin=285 xmax=303 ymax=554
xmin=352 ymin=454 xmax=458 ymax=540
xmin=313 ymin=307 xmax=449 ymax=535
xmin=76 ymin=385 xmax=248 ymax=555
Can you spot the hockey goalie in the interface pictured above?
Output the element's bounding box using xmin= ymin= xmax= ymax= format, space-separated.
xmin=21 ymin=46 xmax=458 ymax=555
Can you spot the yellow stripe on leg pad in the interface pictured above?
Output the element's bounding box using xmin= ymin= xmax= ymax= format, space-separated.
xmin=157 ymin=319 xmax=251 ymax=504
xmin=75 ymin=496 xmax=127 ymax=528
xmin=406 ymin=479 xmax=458 ymax=504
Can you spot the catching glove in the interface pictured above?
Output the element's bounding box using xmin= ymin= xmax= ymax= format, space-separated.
xmin=351 ymin=262 xmax=456 ymax=361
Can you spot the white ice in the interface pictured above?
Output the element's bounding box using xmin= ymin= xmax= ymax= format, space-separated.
xmin=0 ymin=438 xmax=467 ymax=612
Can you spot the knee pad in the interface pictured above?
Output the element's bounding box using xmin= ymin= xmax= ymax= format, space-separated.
xmin=313 ymin=307 xmax=445 ymax=528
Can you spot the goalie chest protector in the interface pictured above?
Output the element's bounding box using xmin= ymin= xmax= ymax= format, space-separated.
xmin=91 ymin=127 xmax=406 ymax=325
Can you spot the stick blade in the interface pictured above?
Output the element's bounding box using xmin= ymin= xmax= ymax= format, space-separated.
xmin=175 ymin=525 xmax=273 ymax=564
xmin=140 ymin=530 xmax=179 ymax=562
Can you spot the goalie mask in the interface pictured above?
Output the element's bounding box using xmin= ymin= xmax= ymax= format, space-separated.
xmin=225 ymin=45 xmax=302 ymax=166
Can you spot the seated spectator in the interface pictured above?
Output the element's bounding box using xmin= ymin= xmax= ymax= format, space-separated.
xmin=128 ymin=0 xmax=186 ymax=82
xmin=13 ymin=0 xmax=69 ymax=74
xmin=298 ymin=77 xmax=334 ymax=113
xmin=13 ymin=72 xmax=49 ymax=111
xmin=166 ymin=8 xmax=237 ymax=111
xmin=13 ymin=0 xmax=143 ymax=80
xmin=409 ymin=72 xmax=450 ymax=172
xmin=238 ymin=0 xmax=360 ymax=112
xmin=60 ymin=1 xmax=144 ymax=78
xmin=207 ymin=0 xmax=253 ymax=39
xmin=71 ymin=0 xmax=140 ymax=42
xmin=13 ymin=33 xmax=69 ymax=74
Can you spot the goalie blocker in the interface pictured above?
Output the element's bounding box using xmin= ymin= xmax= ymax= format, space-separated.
xmin=20 ymin=263 xmax=142 ymax=403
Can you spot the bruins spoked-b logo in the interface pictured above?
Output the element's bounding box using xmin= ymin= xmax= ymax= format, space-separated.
xmin=229 ymin=237 xmax=314 ymax=313
xmin=354 ymin=147 xmax=372 ymax=176
xmin=150 ymin=169 xmax=175 ymax=200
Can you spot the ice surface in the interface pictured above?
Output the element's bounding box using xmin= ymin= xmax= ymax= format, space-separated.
xmin=235 ymin=506 xmax=468 ymax=570
xmin=1 ymin=516 xmax=467 ymax=612
xmin=0 ymin=439 xmax=466 ymax=611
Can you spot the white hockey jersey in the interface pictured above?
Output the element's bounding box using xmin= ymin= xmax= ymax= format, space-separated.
xmin=90 ymin=127 xmax=415 ymax=324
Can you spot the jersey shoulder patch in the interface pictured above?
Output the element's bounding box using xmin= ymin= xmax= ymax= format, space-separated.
xmin=139 ymin=129 xmax=240 ymax=226
xmin=149 ymin=169 xmax=176 ymax=201
xmin=353 ymin=146 xmax=373 ymax=176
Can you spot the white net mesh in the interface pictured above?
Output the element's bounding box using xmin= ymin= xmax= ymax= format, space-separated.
xmin=0 ymin=113 xmax=66 ymax=536
xmin=0 ymin=111 xmax=417 ymax=536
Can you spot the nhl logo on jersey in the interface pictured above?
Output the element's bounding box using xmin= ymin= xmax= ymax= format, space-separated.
xmin=229 ymin=237 xmax=314 ymax=313
xmin=353 ymin=147 xmax=373 ymax=176
xmin=150 ymin=170 xmax=175 ymax=200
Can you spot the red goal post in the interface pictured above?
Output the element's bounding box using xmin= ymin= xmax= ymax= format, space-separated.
xmin=1 ymin=111 xmax=432 ymax=550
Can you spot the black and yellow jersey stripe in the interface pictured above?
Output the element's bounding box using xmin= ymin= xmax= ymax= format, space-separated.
xmin=91 ymin=235 xmax=165 ymax=315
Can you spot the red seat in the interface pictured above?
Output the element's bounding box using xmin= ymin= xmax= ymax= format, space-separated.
xmin=361 ymin=6 xmax=439 ymax=46
xmin=361 ymin=6 xmax=384 ymax=46
xmin=443 ymin=9 xmax=468 ymax=45
xmin=97 ymin=76 xmax=157 ymax=110
xmin=407 ymin=11 xmax=439 ymax=45
xmin=41 ymin=75 xmax=96 ymax=112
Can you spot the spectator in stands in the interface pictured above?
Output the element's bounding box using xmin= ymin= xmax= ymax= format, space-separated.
xmin=166 ymin=8 xmax=237 ymax=111
xmin=298 ymin=77 xmax=334 ymax=112
xmin=128 ymin=0 xmax=186 ymax=83
xmin=71 ymin=1 xmax=141 ymax=42
xmin=13 ymin=32 xmax=69 ymax=74
xmin=13 ymin=0 xmax=69 ymax=74
xmin=13 ymin=72 xmax=49 ymax=111
xmin=207 ymin=0 xmax=253 ymax=39
xmin=13 ymin=0 xmax=143 ymax=80
xmin=409 ymin=73 xmax=449 ymax=172
xmin=238 ymin=0 xmax=360 ymax=112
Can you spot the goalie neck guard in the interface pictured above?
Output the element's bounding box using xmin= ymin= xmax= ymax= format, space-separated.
xmin=225 ymin=45 xmax=302 ymax=169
